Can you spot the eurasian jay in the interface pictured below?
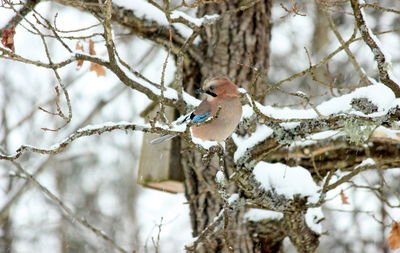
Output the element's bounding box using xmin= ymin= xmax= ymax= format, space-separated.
xmin=151 ymin=76 xmax=242 ymax=144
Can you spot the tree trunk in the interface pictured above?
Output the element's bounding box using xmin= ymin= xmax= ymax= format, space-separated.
xmin=181 ymin=1 xmax=281 ymax=252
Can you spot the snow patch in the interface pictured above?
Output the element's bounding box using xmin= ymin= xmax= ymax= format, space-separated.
xmin=355 ymin=158 xmax=376 ymax=169
xmin=280 ymin=122 xmax=300 ymax=129
xmin=256 ymin=82 xmax=396 ymax=119
xmin=244 ymin=209 xmax=283 ymax=222
xmin=77 ymin=121 xmax=138 ymax=132
xmin=253 ymin=162 xmax=320 ymax=204
xmin=290 ymin=130 xmax=342 ymax=148
xmin=228 ymin=193 xmax=239 ymax=205
xmin=238 ymin=88 xmax=247 ymax=94
xmin=215 ymin=171 xmax=225 ymax=185
xmin=170 ymin=11 xmax=219 ymax=26
xmin=233 ymin=125 xmax=273 ymax=162
xmin=241 ymin=104 xmax=254 ymax=119
xmin=191 ymin=135 xmax=219 ymax=149
xmin=305 ymin=207 xmax=324 ymax=234
xmin=374 ymin=126 xmax=400 ymax=139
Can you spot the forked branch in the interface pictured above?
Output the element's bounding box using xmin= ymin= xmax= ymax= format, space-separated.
xmin=350 ymin=0 xmax=400 ymax=97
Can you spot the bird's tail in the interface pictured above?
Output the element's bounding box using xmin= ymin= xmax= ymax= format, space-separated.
xmin=150 ymin=134 xmax=176 ymax=144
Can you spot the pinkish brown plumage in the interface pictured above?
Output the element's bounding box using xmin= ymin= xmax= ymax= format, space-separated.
xmin=191 ymin=77 xmax=242 ymax=141
xmin=150 ymin=76 xmax=242 ymax=144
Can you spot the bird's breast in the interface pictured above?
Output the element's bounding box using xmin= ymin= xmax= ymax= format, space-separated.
xmin=191 ymin=98 xmax=242 ymax=141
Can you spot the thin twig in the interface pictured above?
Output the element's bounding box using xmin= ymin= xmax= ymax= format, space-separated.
xmin=323 ymin=10 xmax=371 ymax=85
xmin=9 ymin=160 xmax=129 ymax=253
xmin=350 ymin=0 xmax=400 ymax=97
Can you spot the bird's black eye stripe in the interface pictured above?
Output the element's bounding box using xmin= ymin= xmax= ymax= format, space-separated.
xmin=206 ymin=90 xmax=217 ymax=97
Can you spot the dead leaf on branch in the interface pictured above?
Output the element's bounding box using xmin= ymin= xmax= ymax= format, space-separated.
xmin=76 ymin=40 xmax=84 ymax=70
xmin=387 ymin=222 xmax=400 ymax=250
xmin=88 ymin=39 xmax=96 ymax=55
xmin=90 ymin=62 xmax=106 ymax=77
xmin=1 ymin=25 xmax=16 ymax=52
xmin=75 ymin=40 xmax=105 ymax=77
xmin=340 ymin=190 xmax=350 ymax=205
xmin=89 ymin=39 xmax=105 ymax=77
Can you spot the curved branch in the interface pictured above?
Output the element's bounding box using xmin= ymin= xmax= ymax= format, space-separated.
xmin=0 ymin=115 xmax=226 ymax=160
xmin=0 ymin=47 xmax=192 ymax=108
xmin=263 ymin=28 xmax=400 ymax=97
xmin=0 ymin=122 xmax=176 ymax=160
xmin=350 ymin=0 xmax=400 ymax=97
xmin=53 ymin=0 xmax=202 ymax=62
xmin=9 ymin=160 xmax=130 ymax=253
xmin=0 ymin=0 xmax=40 ymax=31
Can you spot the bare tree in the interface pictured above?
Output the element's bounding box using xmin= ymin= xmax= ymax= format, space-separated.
xmin=1 ymin=0 xmax=400 ymax=252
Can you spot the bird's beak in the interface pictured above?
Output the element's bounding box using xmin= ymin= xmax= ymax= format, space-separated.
xmin=195 ymin=88 xmax=205 ymax=95
xmin=195 ymin=88 xmax=217 ymax=97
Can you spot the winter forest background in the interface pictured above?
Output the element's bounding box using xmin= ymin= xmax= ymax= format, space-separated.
xmin=1 ymin=0 xmax=400 ymax=252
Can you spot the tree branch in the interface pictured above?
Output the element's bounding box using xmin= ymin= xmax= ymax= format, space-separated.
xmin=0 ymin=0 xmax=40 ymax=31
xmin=350 ymin=0 xmax=400 ymax=97
xmin=0 ymin=122 xmax=179 ymax=160
xmin=9 ymin=160 xmax=129 ymax=253
xmin=0 ymin=47 xmax=191 ymax=109
xmin=53 ymin=0 xmax=202 ymax=62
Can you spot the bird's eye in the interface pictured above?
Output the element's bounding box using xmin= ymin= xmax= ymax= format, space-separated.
xmin=209 ymin=85 xmax=215 ymax=91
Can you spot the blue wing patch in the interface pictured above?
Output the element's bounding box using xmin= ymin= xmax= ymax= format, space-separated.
xmin=191 ymin=112 xmax=211 ymax=123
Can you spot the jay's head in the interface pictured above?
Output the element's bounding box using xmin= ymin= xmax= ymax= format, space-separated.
xmin=197 ymin=76 xmax=240 ymax=100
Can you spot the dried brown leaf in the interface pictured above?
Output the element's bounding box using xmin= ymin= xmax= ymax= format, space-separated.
xmin=87 ymin=40 xmax=105 ymax=76
xmin=340 ymin=190 xmax=350 ymax=205
xmin=90 ymin=62 xmax=106 ymax=77
xmin=88 ymin=39 xmax=96 ymax=55
xmin=1 ymin=25 xmax=16 ymax=52
xmin=75 ymin=41 xmax=84 ymax=70
xmin=387 ymin=222 xmax=400 ymax=250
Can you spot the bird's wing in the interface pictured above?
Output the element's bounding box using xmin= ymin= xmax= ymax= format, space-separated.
xmin=151 ymin=100 xmax=211 ymax=144
xmin=190 ymin=100 xmax=212 ymax=123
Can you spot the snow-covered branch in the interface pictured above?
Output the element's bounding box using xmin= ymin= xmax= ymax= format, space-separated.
xmin=350 ymin=0 xmax=400 ymax=97
xmin=0 ymin=122 xmax=177 ymax=160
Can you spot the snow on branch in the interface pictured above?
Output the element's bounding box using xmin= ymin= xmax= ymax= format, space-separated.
xmin=0 ymin=45 xmax=200 ymax=109
xmin=0 ymin=114 xmax=234 ymax=161
xmin=350 ymin=0 xmax=400 ymax=97
xmin=244 ymin=208 xmax=283 ymax=222
xmin=233 ymin=84 xmax=400 ymax=162
xmin=232 ymin=160 xmax=321 ymax=250
xmin=0 ymin=121 xmax=185 ymax=161
xmin=255 ymin=81 xmax=397 ymax=121
xmin=170 ymin=11 xmax=219 ymax=27
xmin=55 ymin=0 xmax=190 ymax=53
xmin=233 ymin=124 xmax=273 ymax=162
xmin=253 ymin=162 xmax=320 ymax=204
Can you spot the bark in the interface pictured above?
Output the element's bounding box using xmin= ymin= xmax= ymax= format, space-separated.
xmin=0 ymin=217 xmax=12 ymax=253
xmin=198 ymin=1 xmax=272 ymax=97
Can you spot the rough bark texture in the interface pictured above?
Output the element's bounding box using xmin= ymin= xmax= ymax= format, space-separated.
xmin=0 ymin=217 xmax=12 ymax=253
xmin=198 ymin=1 xmax=272 ymax=96
xmin=181 ymin=1 xmax=277 ymax=252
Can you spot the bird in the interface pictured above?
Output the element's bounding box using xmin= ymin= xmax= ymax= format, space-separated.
xmin=150 ymin=76 xmax=242 ymax=144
